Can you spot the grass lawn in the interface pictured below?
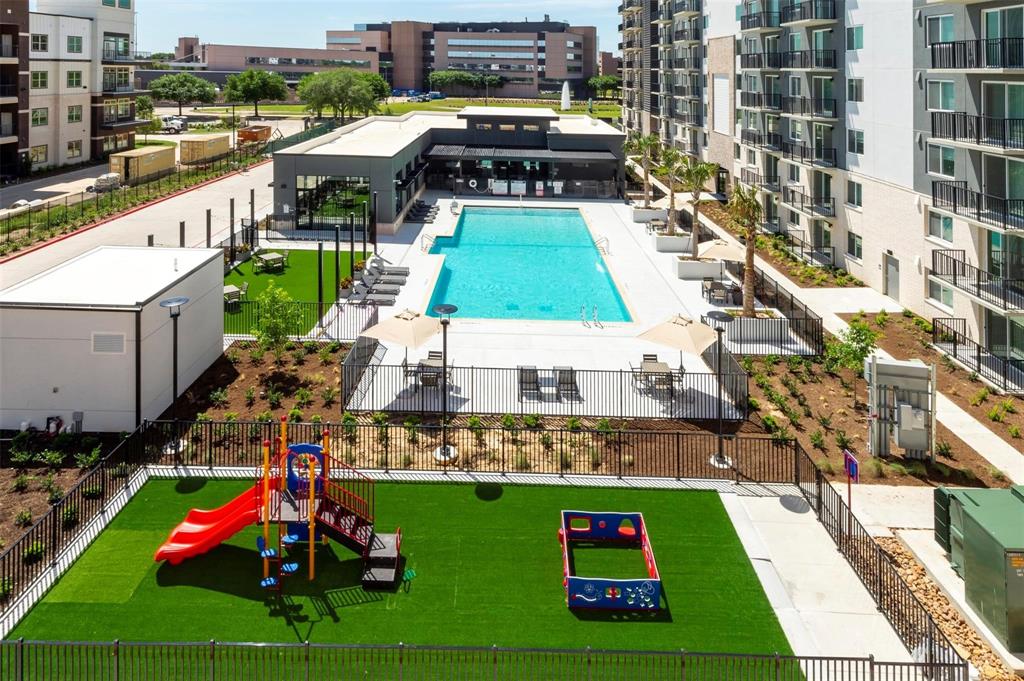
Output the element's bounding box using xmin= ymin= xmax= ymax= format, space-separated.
xmin=11 ymin=481 xmax=790 ymax=655
xmin=223 ymin=249 xmax=366 ymax=334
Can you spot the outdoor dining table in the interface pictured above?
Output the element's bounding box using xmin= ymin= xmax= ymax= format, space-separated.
xmin=641 ymin=361 xmax=674 ymax=395
xmin=257 ymin=252 xmax=284 ymax=271
xmin=223 ymin=284 xmax=239 ymax=297
xmin=418 ymin=357 xmax=443 ymax=371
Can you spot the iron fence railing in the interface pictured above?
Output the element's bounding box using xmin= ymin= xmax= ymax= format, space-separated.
xmin=781 ymin=49 xmax=836 ymax=69
xmin=931 ymin=180 xmax=1024 ymax=231
xmin=782 ymin=96 xmax=838 ymax=118
xmin=740 ymin=11 xmax=781 ymax=30
xmin=224 ymin=300 xmax=378 ymax=340
xmin=781 ymin=0 xmax=836 ymax=24
xmin=931 ymin=111 xmax=1024 ymax=150
xmin=930 ymin=37 xmax=1024 ymax=70
xmin=932 ymin=318 xmax=1024 ymax=394
xmin=782 ymin=186 xmax=836 ymax=217
xmin=930 ymin=249 xmax=1024 ymax=312
xmin=782 ymin=141 xmax=836 ymax=167
xmin=739 ymin=52 xmax=782 ymax=69
xmin=757 ymin=224 xmax=836 ymax=268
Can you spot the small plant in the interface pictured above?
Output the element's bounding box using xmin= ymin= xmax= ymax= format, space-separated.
xmin=540 ymin=433 xmax=553 ymax=450
xmin=815 ymin=459 xmax=835 ymax=475
xmin=287 ymin=408 xmax=303 ymax=423
xmin=266 ymin=386 xmax=283 ymax=409
xmin=14 ymin=510 xmax=32 ymax=528
xmin=906 ymin=460 xmax=928 ymax=477
xmin=61 ymin=504 xmax=79 ymax=528
xmin=566 ymin=417 xmax=582 ymax=431
xmin=834 ymin=429 xmax=852 ymax=450
xmin=310 ymin=414 xmax=322 ymax=424
xmin=990 ymin=467 xmax=1007 ymax=482
xmin=816 ymin=413 xmax=833 ymax=430
xmin=764 ymin=354 xmax=780 ymax=374
xmin=10 ymin=449 xmax=35 ymax=470
xmin=10 ymin=474 xmax=30 ymax=493
xmin=748 ymin=396 xmax=761 ymax=411
xmin=110 ymin=462 xmax=131 ymax=479
xmin=245 ymin=387 xmax=257 ymax=407
xmin=968 ymin=371 xmax=979 ymax=383
xmin=888 ymin=462 xmax=909 ymax=476
xmin=1000 ymin=398 xmax=1017 ymax=414
xmin=988 ymin=405 xmax=1005 ymax=423
xmin=935 ymin=440 xmax=953 ymax=457
xmin=255 ymin=410 xmax=274 ymax=423
xmin=22 ymin=541 xmax=45 ymax=564
xmin=969 ymin=387 xmax=990 ymax=407
xmin=226 ymin=349 xmax=240 ymax=365
xmin=371 ymin=412 xmax=389 ymax=426
xmin=902 ymin=308 xmax=914 ymax=318
xmin=523 ymin=413 xmax=542 ymax=429
xmin=760 ymin=413 xmax=779 ymax=433
xmin=318 ymin=347 xmax=333 ymax=365
xmin=341 ymin=411 xmax=359 ymax=440
xmin=740 ymin=356 xmax=755 ymax=373
xmin=294 ymin=387 xmax=313 ymax=409
xmin=1009 ymin=424 xmax=1021 ymax=439
xmin=47 ymin=487 xmax=64 ymax=505
xmin=291 ymin=349 xmax=306 ymax=365
xmin=82 ymin=484 xmax=103 ymax=499
xmin=304 ymin=341 xmax=319 ymax=355
xmin=39 ymin=449 xmax=66 ymax=471
xmin=771 ymin=427 xmax=792 ymax=443
xmin=248 ymin=347 xmax=265 ymax=365
xmin=874 ymin=310 xmax=889 ymax=328
xmin=866 ymin=458 xmax=885 ymax=479
xmin=500 ymin=413 xmax=517 ymax=430
xmin=320 ymin=386 xmax=339 ymax=406
xmin=809 ymin=430 xmax=826 ymax=450
xmin=74 ymin=445 xmax=102 ymax=470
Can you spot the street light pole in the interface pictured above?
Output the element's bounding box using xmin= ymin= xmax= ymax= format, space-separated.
xmin=432 ymin=303 xmax=459 ymax=464
xmin=348 ymin=212 xmax=355 ymax=282
xmin=159 ymin=297 xmax=190 ymax=437
xmin=715 ymin=326 xmax=726 ymax=466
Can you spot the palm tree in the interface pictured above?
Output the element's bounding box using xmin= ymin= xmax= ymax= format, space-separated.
xmin=624 ymin=133 xmax=660 ymax=208
xmin=678 ymin=157 xmax=719 ymax=258
xmin=656 ymin=146 xmax=684 ymax=234
xmin=727 ymin=183 xmax=764 ymax=317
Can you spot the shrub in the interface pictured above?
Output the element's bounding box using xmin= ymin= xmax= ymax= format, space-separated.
xmin=39 ymin=449 xmax=66 ymax=471
xmin=248 ymin=347 xmax=265 ymax=365
xmin=935 ymin=440 xmax=953 ymax=457
xmin=255 ymin=410 xmax=274 ymax=423
xmin=10 ymin=449 xmax=35 ymax=469
xmin=266 ymin=386 xmax=283 ymax=409
xmin=523 ymin=413 xmax=542 ymax=429
xmin=22 ymin=541 xmax=45 ymax=564
xmin=341 ymin=411 xmax=359 ymax=440
xmin=866 ymin=458 xmax=885 ymax=478
xmin=760 ymin=413 xmax=779 ymax=433
xmin=294 ymin=387 xmax=313 ymax=409
xmin=540 ymin=433 xmax=553 ymax=450
xmin=61 ymin=504 xmax=79 ymax=528
xmin=748 ymin=396 xmax=761 ymax=411
xmin=321 ymin=386 xmax=338 ymax=406
xmin=226 ymin=349 xmax=240 ymax=365
xmin=291 ymin=349 xmax=306 ymax=365
xmin=14 ymin=510 xmax=32 ymax=528
xmin=287 ymin=408 xmax=303 ymax=423
xmin=902 ymin=308 xmax=914 ymax=318
xmin=874 ymin=310 xmax=889 ymax=328
xmin=969 ymin=388 xmax=990 ymax=407
xmin=815 ymin=459 xmax=835 ymax=475
xmin=888 ymin=462 xmax=908 ymax=476
xmin=988 ymin=406 xmax=1005 ymax=423
xmin=327 ymin=341 xmax=343 ymax=353
xmin=371 ymin=412 xmax=389 ymax=426
xmin=500 ymin=413 xmax=517 ymax=430
xmin=82 ymin=484 xmax=103 ymax=499
xmin=1000 ymin=398 xmax=1017 ymax=414
xmin=834 ymin=430 xmax=852 ymax=450
xmin=318 ymin=347 xmax=333 ymax=365
xmin=933 ymin=462 xmax=951 ymax=478
xmin=566 ymin=417 xmax=582 ymax=431
xmin=1009 ymin=424 xmax=1021 ymax=439
xmin=771 ymin=427 xmax=792 ymax=443
xmin=809 ymin=430 xmax=826 ymax=450
xmin=304 ymin=341 xmax=319 ymax=355
xmin=47 ymin=487 xmax=64 ymax=505
xmin=764 ymin=354 xmax=780 ymax=374
xmin=310 ymin=414 xmax=322 ymax=424
xmin=990 ymin=467 xmax=1007 ymax=482
xmin=10 ymin=474 xmax=30 ymax=493
xmin=740 ymin=356 xmax=755 ymax=373
xmin=245 ymin=387 xmax=257 ymax=407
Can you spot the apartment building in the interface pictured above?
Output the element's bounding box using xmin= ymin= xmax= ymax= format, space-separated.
xmin=24 ymin=0 xmax=144 ymax=171
xmin=599 ymin=50 xmax=621 ymax=77
xmin=328 ymin=20 xmax=598 ymax=98
xmin=621 ymin=0 xmax=1023 ymax=392
xmin=1 ymin=0 xmax=28 ymax=178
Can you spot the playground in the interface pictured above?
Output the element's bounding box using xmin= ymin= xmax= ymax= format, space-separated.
xmin=9 ymin=466 xmax=791 ymax=652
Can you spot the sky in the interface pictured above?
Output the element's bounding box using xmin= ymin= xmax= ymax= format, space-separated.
xmin=127 ymin=0 xmax=622 ymax=55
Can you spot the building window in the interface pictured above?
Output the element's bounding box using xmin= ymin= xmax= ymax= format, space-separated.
xmin=926 ymin=81 xmax=955 ymax=111
xmin=117 ymin=98 xmax=131 ymax=118
xmin=846 ymin=232 xmax=863 ymax=259
xmin=498 ymin=124 xmax=516 ymax=132
xmin=67 ymin=35 xmax=83 ymax=53
xmin=31 ymin=108 xmax=48 ymax=127
xmin=928 ymin=212 xmax=954 ymax=242
xmin=118 ymin=0 xmax=131 ymax=7
xmin=67 ymin=140 xmax=82 ymax=159
xmin=927 ymin=143 xmax=955 ymax=177
xmin=848 ymin=129 xmax=864 ymax=155
xmin=788 ymin=75 xmax=801 ymax=97
xmin=31 ymin=71 xmax=48 ymax=89
xmin=788 ymin=164 xmax=800 ymax=183
xmin=31 ymin=34 xmax=48 ymax=52
xmin=746 ymin=149 xmax=756 ymax=165
xmin=847 ymin=78 xmax=863 ymax=103
xmin=926 ymin=15 xmax=954 ymax=45
xmin=846 ymin=26 xmax=864 ymax=50
xmin=116 ymin=133 xmax=130 ymax=149
xmin=67 ymin=71 xmax=82 ymax=88
xmin=102 ymin=136 xmax=115 ymax=152
xmin=68 ymin=104 xmax=83 ymax=123
xmin=788 ymin=210 xmax=800 ymax=227
xmin=790 ymin=119 xmax=803 ymax=141
xmin=523 ymin=124 xmax=540 ymax=132
xmin=29 ymin=145 xmax=47 ymax=165
xmin=847 ymin=180 xmax=862 ymax=207
xmin=928 ymin=279 xmax=954 ymax=308
xmin=102 ymin=0 xmax=115 ymax=5
xmin=734 ymin=143 xmax=741 ymax=160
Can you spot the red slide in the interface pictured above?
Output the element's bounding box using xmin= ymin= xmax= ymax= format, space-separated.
xmin=154 ymin=483 xmax=261 ymax=565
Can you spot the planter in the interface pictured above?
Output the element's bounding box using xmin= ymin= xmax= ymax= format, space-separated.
xmin=651 ymin=232 xmax=693 ymax=253
xmin=674 ymin=258 xmax=724 ymax=280
xmin=339 ymin=287 xmax=353 ymax=299
xmin=631 ymin=206 xmax=668 ymax=224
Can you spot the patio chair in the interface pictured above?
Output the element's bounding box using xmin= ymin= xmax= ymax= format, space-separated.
xmin=352 ymin=285 xmax=396 ymax=306
xmin=642 ymin=353 xmax=659 ymax=363
xmin=650 ymin=371 xmax=674 ymax=395
xmin=710 ymin=287 xmax=728 ymax=305
xmin=360 ymin=277 xmax=401 ymax=295
xmin=252 ymin=257 xmax=264 ymax=274
xmin=701 ymin=277 xmax=715 ymax=297
xmin=518 ymin=366 xmax=540 ymax=402
xmin=224 ymin=289 xmax=241 ymax=309
xmin=427 ymin=350 xmax=443 ymax=361
xmin=418 ymin=371 xmax=440 ymax=392
xmin=240 ymin=282 xmax=250 ymax=299
xmin=554 ymin=366 xmax=580 ymax=401
xmin=401 ymin=357 xmax=418 ymax=379
xmin=630 ymin=365 xmax=647 ymax=394
xmin=366 ymin=266 xmax=407 ymax=285
xmin=371 ymin=257 xmax=410 ymax=276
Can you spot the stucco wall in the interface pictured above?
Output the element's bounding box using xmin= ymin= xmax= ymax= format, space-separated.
xmin=705 ymin=35 xmax=736 ymax=187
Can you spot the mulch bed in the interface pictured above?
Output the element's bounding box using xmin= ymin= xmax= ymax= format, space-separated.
xmin=743 ymin=353 xmax=1009 ymax=488
xmin=839 ymin=310 xmax=1024 ymax=454
xmin=0 ymin=468 xmax=84 ymax=549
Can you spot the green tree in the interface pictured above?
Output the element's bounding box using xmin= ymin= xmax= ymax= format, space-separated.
xmin=356 ymin=72 xmax=390 ymax=101
xmin=252 ymin=282 xmax=302 ymax=358
xmin=824 ymin=322 xmax=880 ymax=375
xmin=726 ymin=183 xmax=764 ymax=317
xmin=135 ymin=94 xmax=154 ymax=120
xmin=149 ymin=72 xmax=216 ymax=116
xmin=624 ymin=133 xmax=660 ymax=209
xmin=656 ymin=146 xmax=684 ymax=236
xmin=678 ymin=157 xmax=718 ymax=258
xmin=297 ymin=72 xmax=333 ymax=118
xmin=587 ymin=74 xmax=621 ymax=99
xmin=224 ymin=69 xmax=288 ymax=118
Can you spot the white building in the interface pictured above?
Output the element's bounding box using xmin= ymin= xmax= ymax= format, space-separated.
xmin=0 ymin=247 xmax=224 ymax=432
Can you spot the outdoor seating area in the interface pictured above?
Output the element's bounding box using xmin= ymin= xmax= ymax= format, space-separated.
xmin=222 ymin=281 xmax=249 ymax=309
xmin=401 ymin=350 xmax=455 ymax=392
xmin=351 ymin=256 xmax=410 ymax=306
xmin=252 ymin=249 xmax=289 ymax=273
xmin=405 ymin=200 xmax=439 ymax=224
xmin=703 ymin=277 xmax=743 ymax=306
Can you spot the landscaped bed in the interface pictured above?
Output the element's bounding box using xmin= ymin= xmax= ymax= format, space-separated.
xmin=10 ymin=481 xmax=790 ymax=653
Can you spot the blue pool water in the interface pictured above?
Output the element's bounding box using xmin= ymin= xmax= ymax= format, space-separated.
xmin=427 ymin=207 xmax=631 ymax=322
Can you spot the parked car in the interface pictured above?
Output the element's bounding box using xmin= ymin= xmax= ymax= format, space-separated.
xmin=8 ymin=199 xmax=29 ymax=210
xmin=428 ymin=91 xmax=445 ymax=100
xmin=159 ymin=116 xmax=187 ymax=134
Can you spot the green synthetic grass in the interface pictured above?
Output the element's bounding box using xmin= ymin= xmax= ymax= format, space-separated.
xmin=10 ymin=481 xmax=790 ymax=655
xmin=223 ymin=249 xmax=366 ymax=334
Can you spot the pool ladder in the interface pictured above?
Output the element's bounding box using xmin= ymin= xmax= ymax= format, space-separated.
xmin=595 ymin=237 xmax=609 ymax=255
xmin=420 ymin=234 xmax=435 ymax=253
xmin=581 ymin=305 xmax=600 ymax=327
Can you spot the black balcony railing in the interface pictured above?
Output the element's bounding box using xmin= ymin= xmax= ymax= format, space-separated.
xmin=0 ymin=83 xmax=16 ymax=97
xmin=933 ymin=318 xmax=1024 ymax=394
xmin=783 ymin=186 xmax=836 ymax=217
xmin=673 ymin=84 xmax=701 ymax=98
xmin=675 ymin=56 xmax=701 ymax=70
xmin=741 ymin=129 xmax=782 ymax=150
xmin=781 ymin=49 xmax=836 ymax=69
xmin=782 ymin=96 xmax=838 ymax=118
xmin=102 ymin=81 xmax=134 ymax=93
xmin=740 ymin=167 xmax=761 ymax=186
xmin=931 ymin=250 xmax=1024 ymax=312
xmin=932 ymin=180 xmax=1024 ymax=231
xmin=677 ymin=110 xmax=703 ymax=126
xmin=740 ymin=12 xmax=781 ymax=30
xmin=781 ymin=0 xmax=836 ymax=24
xmin=740 ymin=91 xmax=782 ymax=110
xmin=740 ymin=52 xmax=783 ymax=69
xmin=758 ymin=222 xmax=836 ymax=267
xmin=622 ymin=40 xmax=639 ymax=50
xmin=931 ymin=38 xmax=1024 ymax=70
xmin=782 ymin=141 xmax=836 ymax=167
xmin=101 ymin=48 xmax=134 ymax=61
xmin=931 ymin=111 xmax=1024 ymax=150
xmin=674 ymin=0 xmax=701 ymax=13
xmin=673 ymin=28 xmax=701 ymax=42
xmin=760 ymin=173 xmax=781 ymax=191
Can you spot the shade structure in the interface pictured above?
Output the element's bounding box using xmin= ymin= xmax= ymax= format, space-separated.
xmin=638 ymin=314 xmax=718 ymax=356
xmin=697 ymin=239 xmax=745 ymax=262
xmin=361 ymin=309 xmax=441 ymax=359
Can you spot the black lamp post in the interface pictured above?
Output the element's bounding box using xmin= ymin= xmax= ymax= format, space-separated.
xmin=371 ymin=191 xmax=378 ymax=254
xmin=334 ymin=224 xmax=341 ymax=294
xmin=348 ymin=212 xmax=356 ymax=282
xmin=433 ymin=303 xmax=458 ymax=462
xmin=159 ymin=297 xmax=190 ymax=423
xmin=714 ymin=326 xmax=727 ymax=467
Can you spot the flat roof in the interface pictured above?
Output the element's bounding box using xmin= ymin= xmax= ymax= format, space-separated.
xmin=110 ymin=145 xmax=176 ymax=158
xmin=0 ymin=247 xmax=220 ymax=309
xmin=457 ymin=106 xmax=560 ymax=121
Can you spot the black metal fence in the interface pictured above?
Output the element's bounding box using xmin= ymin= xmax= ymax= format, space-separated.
xmin=0 ymin=640 xmax=966 ymax=681
xmin=0 ymin=151 xmax=265 ymax=255
xmin=224 ymin=300 xmax=378 ymax=340
xmin=930 ymin=37 xmax=1024 ymax=70
xmin=723 ymin=261 xmax=825 ymax=356
xmin=930 ymin=249 xmax=1024 ymax=312
xmin=932 ymin=318 xmax=1024 ymax=394
xmin=757 ymin=223 xmax=836 ymax=269
xmin=931 ymin=111 xmax=1024 ymax=151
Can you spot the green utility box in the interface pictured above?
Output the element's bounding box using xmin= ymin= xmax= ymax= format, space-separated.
xmin=934 ymin=486 xmax=1024 ymax=652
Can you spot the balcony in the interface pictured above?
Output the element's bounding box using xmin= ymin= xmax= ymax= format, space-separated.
xmin=740 ymin=12 xmax=781 ymax=32
xmin=102 ymin=81 xmax=136 ymax=94
xmin=932 ymin=180 xmax=1024 ymax=231
xmin=740 ymin=167 xmax=761 ymax=187
xmin=782 ymin=96 xmax=838 ymax=119
xmin=932 ymin=250 xmax=1024 ymax=312
xmin=673 ymin=0 xmax=701 ymax=17
xmin=618 ymin=0 xmax=643 ymax=12
xmin=932 ymin=318 xmax=1024 ymax=394
xmin=622 ymin=40 xmax=640 ymax=51
xmin=760 ymin=222 xmax=836 ymax=267
xmin=674 ymin=56 xmax=701 ymax=70
xmin=740 ymin=52 xmax=782 ymax=70
xmin=741 ymin=129 xmax=783 ymax=150
xmin=781 ymin=50 xmax=836 ymax=70
xmin=102 ymin=49 xmax=139 ymax=62
xmin=673 ymin=84 xmax=701 ymax=99
xmin=740 ymin=91 xmax=782 ymax=111
xmin=673 ymin=28 xmax=701 ymax=43
xmin=781 ymin=0 xmax=836 ymax=26
xmin=782 ymin=186 xmax=835 ymax=217
xmin=0 ymin=121 xmax=15 ymax=140
xmin=0 ymin=83 xmax=17 ymax=99
xmin=930 ymin=38 xmax=1024 ymax=70
xmin=782 ymin=141 xmax=836 ymax=167
xmin=677 ymin=110 xmax=703 ymax=127
xmin=931 ymin=111 xmax=1024 ymax=151
xmin=100 ymin=115 xmax=144 ymax=129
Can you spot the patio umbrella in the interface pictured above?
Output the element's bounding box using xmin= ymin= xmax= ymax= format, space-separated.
xmin=361 ymin=309 xmax=441 ymax=363
xmin=638 ymin=314 xmax=718 ymax=365
xmin=697 ymin=239 xmax=745 ymax=262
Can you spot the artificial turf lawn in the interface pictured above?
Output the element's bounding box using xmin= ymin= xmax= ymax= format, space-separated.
xmin=11 ymin=481 xmax=792 ymax=654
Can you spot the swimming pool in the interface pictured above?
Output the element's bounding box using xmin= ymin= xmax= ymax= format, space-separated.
xmin=426 ymin=207 xmax=631 ymax=322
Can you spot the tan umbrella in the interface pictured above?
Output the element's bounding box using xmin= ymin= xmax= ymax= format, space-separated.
xmin=638 ymin=314 xmax=718 ymax=364
xmin=697 ymin=239 xmax=745 ymax=262
xmin=361 ymin=309 xmax=441 ymax=362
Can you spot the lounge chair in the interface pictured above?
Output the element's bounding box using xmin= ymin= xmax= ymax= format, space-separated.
xmin=554 ymin=366 xmax=580 ymax=401
xmin=518 ymin=366 xmax=540 ymax=402
xmin=352 ymin=284 xmax=396 ymax=306
xmin=354 ymin=282 xmax=399 ymax=300
xmin=371 ymin=258 xmax=410 ymax=276
xmin=361 ymin=277 xmax=401 ymax=295
xmin=366 ymin=265 xmax=407 ymax=285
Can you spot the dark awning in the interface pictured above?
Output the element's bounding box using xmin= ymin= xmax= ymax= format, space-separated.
xmin=425 ymin=145 xmax=617 ymax=162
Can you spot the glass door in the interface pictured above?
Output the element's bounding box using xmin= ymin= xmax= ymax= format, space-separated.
xmin=812 ymin=29 xmax=828 ymax=67
xmin=812 ymin=123 xmax=831 ymax=160
xmin=983 ymin=7 xmax=1024 ymax=67
xmin=812 ymin=76 xmax=834 ymax=116
xmin=982 ymin=82 xmax=1024 ymax=147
